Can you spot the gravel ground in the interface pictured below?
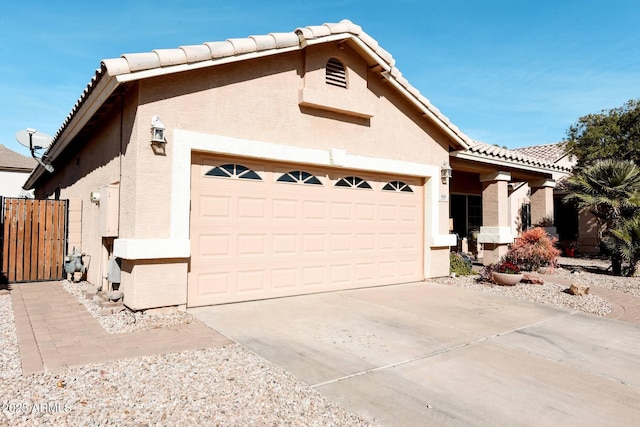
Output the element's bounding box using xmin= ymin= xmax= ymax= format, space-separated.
xmin=432 ymin=275 xmax=614 ymax=316
xmin=433 ymin=256 xmax=640 ymax=316
xmin=0 ymin=292 xmax=377 ymax=426
xmin=552 ymin=256 xmax=640 ymax=298
xmin=61 ymin=280 xmax=194 ymax=334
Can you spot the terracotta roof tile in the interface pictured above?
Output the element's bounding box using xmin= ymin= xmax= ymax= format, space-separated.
xmin=465 ymin=141 xmax=570 ymax=172
xmin=513 ymin=143 xmax=569 ymax=163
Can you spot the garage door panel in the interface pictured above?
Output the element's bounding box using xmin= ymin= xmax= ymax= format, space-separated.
xmin=199 ymin=195 xmax=232 ymax=219
xmin=379 ymin=204 xmax=397 ymax=221
xmin=272 ymin=233 xmax=298 ymax=254
xmin=302 ymin=266 xmax=325 ymax=287
xmin=237 ymin=234 xmax=267 ymax=256
xmin=356 ymin=233 xmax=376 ymax=251
xmin=195 ymin=272 xmax=233 ymax=297
xmin=302 ymin=233 xmax=325 ymax=252
xmin=273 ymin=199 xmax=298 ymax=219
xmin=189 ymin=154 xmax=424 ymax=307
xmin=237 ymin=197 xmax=267 ymax=218
xmin=236 ymin=270 xmax=267 ymax=293
xmin=197 ymin=234 xmax=231 ymax=259
xmin=355 ymin=262 xmax=376 ymax=282
xmin=271 ymin=267 xmax=298 ymax=289
xmin=330 ymin=233 xmax=352 ymax=252
xmin=356 ymin=203 xmax=376 ymax=220
xmin=331 ymin=202 xmax=352 ymax=220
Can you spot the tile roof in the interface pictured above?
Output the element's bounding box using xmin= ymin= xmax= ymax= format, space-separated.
xmin=0 ymin=144 xmax=37 ymax=171
xmin=512 ymin=143 xmax=570 ymax=163
xmin=460 ymin=141 xmax=571 ymax=173
xmin=48 ymin=19 xmax=473 ymax=154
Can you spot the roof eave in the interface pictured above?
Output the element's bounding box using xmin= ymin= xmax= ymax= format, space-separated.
xmin=450 ymin=150 xmax=569 ymax=175
xmin=24 ymin=73 xmax=120 ymax=190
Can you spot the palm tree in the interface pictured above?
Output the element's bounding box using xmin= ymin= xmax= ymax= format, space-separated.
xmin=563 ymin=159 xmax=640 ymax=275
xmin=605 ymin=216 xmax=640 ymax=276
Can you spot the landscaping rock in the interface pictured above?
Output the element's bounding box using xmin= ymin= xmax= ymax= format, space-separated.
xmin=568 ymin=283 xmax=590 ymax=296
xmin=108 ymin=290 xmax=124 ymax=301
xmin=522 ymin=274 xmax=544 ymax=285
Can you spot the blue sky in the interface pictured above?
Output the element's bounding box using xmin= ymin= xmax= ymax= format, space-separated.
xmin=2 ymin=0 xmax=639 ymax=157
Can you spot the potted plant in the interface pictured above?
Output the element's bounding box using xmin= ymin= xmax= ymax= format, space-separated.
xmin=491 ymin=260 xmax=523 ymax=286
xmin=559 ymin=240 xmax=577 ymax=257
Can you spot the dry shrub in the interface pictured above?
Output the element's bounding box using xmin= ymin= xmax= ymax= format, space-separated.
xmin=505 ymin=227 xmax=560 ymax=272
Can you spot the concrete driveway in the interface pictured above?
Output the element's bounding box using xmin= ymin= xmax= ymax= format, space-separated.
xmin=190 ymin=282 xmax=640 ymax=426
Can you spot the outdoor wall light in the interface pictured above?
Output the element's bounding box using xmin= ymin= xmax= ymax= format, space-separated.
xmin=440 ymin=162 xmax=452 ymax=184
xmin=90 ymin=191 xmax=100 ymax=204
xmin=150 ymin=115 xmax=166 ymax=143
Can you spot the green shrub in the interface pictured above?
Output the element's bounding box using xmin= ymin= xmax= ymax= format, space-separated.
xmin=505 ymin=227 xmax=560 ymax=272
xmin=450 ymin=252 xmax=474 ymax=276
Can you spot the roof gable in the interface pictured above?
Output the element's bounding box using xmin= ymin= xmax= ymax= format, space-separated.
xmin=46 ymin=20 xmax=473 ymax=158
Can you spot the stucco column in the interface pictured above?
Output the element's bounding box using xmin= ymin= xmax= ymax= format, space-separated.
xmin=530 ymin=178 xmax=555 ymax=226
xmin=478 ymin=171 xmax=514 ymax=265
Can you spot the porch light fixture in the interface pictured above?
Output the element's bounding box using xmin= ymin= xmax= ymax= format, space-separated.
xmin=150 ymin=115 xmax=166 ymax=143
xmin=440 ymin=162 xmax=452 ymax=184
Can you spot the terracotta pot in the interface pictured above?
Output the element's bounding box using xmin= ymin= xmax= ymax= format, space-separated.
xmin=492 ymin=272 xmax=523 ymax=286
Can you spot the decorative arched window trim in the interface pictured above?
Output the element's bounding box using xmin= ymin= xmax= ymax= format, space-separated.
xmin=205 ymin=164 xmax=262 ymax=180
xmin=382 ymin=181 xmax=413 ymax=193
xmin=277 ymin=171 xmax=323 ymax=185
xmin=326 ymin=58 xmax=347 ymax=89
xmin=335 ymin=176 xmax=372 ymax=189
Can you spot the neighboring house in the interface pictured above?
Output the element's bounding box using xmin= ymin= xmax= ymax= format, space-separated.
xmin=24 ymin=20 xmax=565 ymax=310
xmin=0 ymin=144 xmax=36 ymax=197
xmin=515 ymin=143 xmax=599 ymax=254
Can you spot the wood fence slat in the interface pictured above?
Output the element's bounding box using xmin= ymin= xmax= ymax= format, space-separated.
xmin=2 ymin=200 xmax=9 ymax=279
xmin=37 ymin=200 xmax=46 ymax=280
xmin=15 ymin=199 xmax=26 ymax=282
xmin=9 ymin=200 xmax=18 ymax=282
xmin=51 ymin=201 xmax=61 ymax=279
xmin=24 ymin=199 xmax=33 ymax=281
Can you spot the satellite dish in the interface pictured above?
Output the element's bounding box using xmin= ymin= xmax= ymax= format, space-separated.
xmin=15 ymin=128 xmax=55 ymax=173
xmin=15 ymin=128 xmax=53 ymax=150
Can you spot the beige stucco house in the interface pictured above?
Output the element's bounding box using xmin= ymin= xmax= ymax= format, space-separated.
xmin=24 ymin=20 xmax=566 ymax=310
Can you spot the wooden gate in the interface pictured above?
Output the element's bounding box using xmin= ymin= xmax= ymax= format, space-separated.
xmin=0 ymin=197 xmax=68 ymax=283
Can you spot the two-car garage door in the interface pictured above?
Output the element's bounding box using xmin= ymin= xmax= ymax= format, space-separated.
xmin=188 ymin=154 xmax=424 ymax=307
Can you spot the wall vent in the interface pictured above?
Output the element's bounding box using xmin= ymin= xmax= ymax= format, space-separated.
xmin=326 ymin=58 xmax=347 ymax=88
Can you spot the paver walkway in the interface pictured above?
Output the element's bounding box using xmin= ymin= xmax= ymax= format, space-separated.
xmin=11 ymin=281 xmax=232 ymax=374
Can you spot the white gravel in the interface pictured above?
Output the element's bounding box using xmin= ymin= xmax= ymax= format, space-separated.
xmin=433 ymin=256 xmax=640 ymax=317
xmin=62 ymin=280 xmax=194 ymax=334
xmin=0 ymin=292 xmax=377 ymax=426
xmin=0 ymin=293 xmax=22 ymax=380
xmin=552 ymin=257 xmax=640 ymax=298
xmin=432 ymin=275 xmax=613 ymax=316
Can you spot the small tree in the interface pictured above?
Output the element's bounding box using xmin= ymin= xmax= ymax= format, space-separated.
xmin=504 ymin=227 xmax=560 ymax=272
xmin=564 ymin=99 xmax=640 ymax=168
